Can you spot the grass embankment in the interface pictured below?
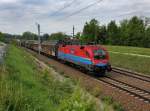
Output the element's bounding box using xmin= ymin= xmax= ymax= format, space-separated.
xmin=0 ymin=42 xmax=3 ymax=46
xmin=0 ymin=45 xmax=98 ymax=111
xmin=104 ymin=45 xmax=150 ymax=75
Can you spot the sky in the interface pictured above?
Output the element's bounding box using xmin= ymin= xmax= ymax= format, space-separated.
xmin=0 ymin=0 xmax=150 ymax=35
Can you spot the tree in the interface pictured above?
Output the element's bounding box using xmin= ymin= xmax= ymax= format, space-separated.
xmin=42 ymin=33 xmax=49 ymax=41
xmin=0 ymin=32 xmax=13 ymax=43
xmin=22 ymin=32 xmax=38 ymax=40
xmin=127 ymin=16 xmax=145 ymax=47
xmin=98 ymin=25 xmax=108 ymax=44
xmin=82 ymin=19 xmax=100 ymax=42
xmin=144 ymin=27 xmax=150 ymax=48
xmin=49 ymin=32 xmax=68 ymax=40
xmin=0 ymin=32 xmax=4 ymax=42
xmin=119 ymin=19 xmax=129 ymax=45
xmin=76 ymin=32 xmax=81 ymax=39
xmin=107 ymin=20 xmax=120 ymax=45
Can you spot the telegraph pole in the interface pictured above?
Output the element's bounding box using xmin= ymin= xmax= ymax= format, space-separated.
xmin=73 ymin=25 xmax=75 ymax=38
xmin=36 ymin=23 xmax=41 ymax=55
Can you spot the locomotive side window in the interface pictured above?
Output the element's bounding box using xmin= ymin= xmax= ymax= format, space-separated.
xmin=70 ymin=48 xmax=75 ymax=54
xmin=93 ymin=49 xmax=106 ymax=59
xmin=86 ymin=51 xmax=90 ymax=57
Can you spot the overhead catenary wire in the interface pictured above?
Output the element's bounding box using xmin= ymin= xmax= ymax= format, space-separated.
xmin=60 ymin=0 xmax=103 ymax=20
xmin=51 ymin=0 xmax=77 ymax=16
xmin=93 ymin=9 xmax=144 ymax=23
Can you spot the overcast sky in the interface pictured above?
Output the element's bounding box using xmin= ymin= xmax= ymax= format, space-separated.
xmin=0 ymin=0 xmax=150 ymax=35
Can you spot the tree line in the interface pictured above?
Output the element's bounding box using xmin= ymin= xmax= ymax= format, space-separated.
xmin=0 ymin=31 xmax=68 ymax=43
xmin=0 ymin=16 xmax=150 ymax=48
xmin=21 ymin=32 xmax=69 ymax=41
xmin=0 ymin=32 xmax=20 ymax=43
xmin=81 ymin=16 xmax=150 ymax=48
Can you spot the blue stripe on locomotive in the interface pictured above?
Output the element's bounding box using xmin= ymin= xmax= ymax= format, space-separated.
xmin=58 ymin=51 xmax=92 ymax=65
xmin=58 ymin=51 xmax=107 ymax=67
xmin=96 ymin=63 xmax=107 ymax=67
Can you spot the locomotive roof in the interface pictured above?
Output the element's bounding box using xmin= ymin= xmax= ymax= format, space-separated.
xmin=66 ymin=45 xmax=106 ymax=50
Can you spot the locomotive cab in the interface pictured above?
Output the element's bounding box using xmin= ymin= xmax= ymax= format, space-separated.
xmin=88 ymin=47 xmax=112 ymax=74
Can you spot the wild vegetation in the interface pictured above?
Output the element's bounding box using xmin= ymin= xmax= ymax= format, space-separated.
xmin=0 ymin=45 xmax=98 ymax=111
xmin=0 ymin=32 xmax=4 ymax=42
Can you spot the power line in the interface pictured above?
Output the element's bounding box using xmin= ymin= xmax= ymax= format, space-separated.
xmin=94 ymin=10 xmax=142 ymax=21
xmin=117 ymin=10 xmax=142 ymax=18
xmin=51 ymin=0 xmax=77 ymax=16
xmin=60 ymin=0 xmax=103 ymax=20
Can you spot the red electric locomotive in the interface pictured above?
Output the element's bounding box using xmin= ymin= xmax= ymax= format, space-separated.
xmin=57 ymin=41 xmax=111 ymax=75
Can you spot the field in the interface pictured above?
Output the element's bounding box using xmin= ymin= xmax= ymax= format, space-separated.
xmin=104 ymin=45 xmax=150 ymax=75
xmin=0 ymin=45 xmax=122 ymax=111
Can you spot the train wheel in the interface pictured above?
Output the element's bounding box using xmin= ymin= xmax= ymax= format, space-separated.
xmin=60 ymin=59 xmax=66 ymax=64
xmin=94 ymin=70 xmax=105 ymax=77
xmin=100 ymin=70 xmax=106 ymax=77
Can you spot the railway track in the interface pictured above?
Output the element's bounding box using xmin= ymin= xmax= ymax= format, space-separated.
xmin=60 ymin=61 xmax=150 ymax=102
xmin=25 ymin=48 xmax=150 ymax=104
xmin=49 ymin=55 xmax=150 ymax=104
xmin=99 ymin=77 xmax=150 ymax=103
xmin=112 ymin=67 xmax=150 ymax=83
xmin=58 ymin=62 xmax=150 ymax=104
xmin=65 ymin=63 xmax=150 ymax=103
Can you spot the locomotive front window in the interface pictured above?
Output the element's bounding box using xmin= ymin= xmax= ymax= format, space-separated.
xmin=93 ymin=49 xmax=106 ymax=59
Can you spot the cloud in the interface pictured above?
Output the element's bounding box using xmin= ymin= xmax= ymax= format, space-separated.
xmin=0 ymin=0 xmax=150 ymax=34
xmin=22 ymin=0 xmax=48 ymax=5
xmin=0 ymin=0 xmax=18 ymax=4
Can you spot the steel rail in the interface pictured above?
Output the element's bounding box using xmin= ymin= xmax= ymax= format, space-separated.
xmin=112 ymin=67 xmax=150 ymax=83
xmin=99 ymin=77 xmax=150 ymax=103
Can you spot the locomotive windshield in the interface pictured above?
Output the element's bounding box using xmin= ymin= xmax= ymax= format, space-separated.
xmin=93 ymin=49 xmax=106 ymax=59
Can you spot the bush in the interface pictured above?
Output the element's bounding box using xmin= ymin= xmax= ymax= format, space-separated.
xmin=58 ymin=86 xmax=96 ymax=111
xmin=101 ymin=96 xmax=124 ymax=111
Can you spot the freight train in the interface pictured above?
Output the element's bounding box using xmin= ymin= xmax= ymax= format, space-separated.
xmin=22 ymin=39 xmax=112 ymax=76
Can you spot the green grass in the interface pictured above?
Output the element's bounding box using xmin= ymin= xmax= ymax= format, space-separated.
xmin=105 ymin=45 xmax=150 ymax=56
xmin=0 ymin=42 xmax=3 ymax=46
xmin=0 ymin=45 xmax=97 ymax=111
xmin=104 ymin=45 xmax=150 ymax=75
xmin=101 ymin=96 xmax=124 ymax=111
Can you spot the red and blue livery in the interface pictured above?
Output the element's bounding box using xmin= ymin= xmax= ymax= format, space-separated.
xmin=57 ymin=44 xmax=111 ymax=75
